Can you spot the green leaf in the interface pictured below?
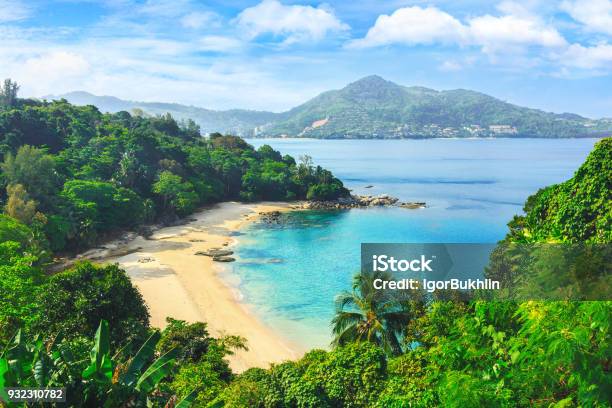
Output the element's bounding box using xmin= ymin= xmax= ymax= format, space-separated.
xmin=121 ymin=331 xmax=160 ymax=387
xmin=0 ymin=358 xmax=10 ymax=402
xmin=175 ymin=389 xmax=198 ymax=408
xmin=82 ymin=320 xmax=113 ymax=384
xmin=510 ymin=351 xmax=520 ymax=364
xmin=33 ymin=350 xmax=51 ymax=387
xmin=136 ymin=359 xmax=175 ymax=393
xmin=135 ymin=348 xmax=178 ymax=393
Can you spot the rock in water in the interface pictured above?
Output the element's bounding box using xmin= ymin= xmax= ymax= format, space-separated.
xmin=399 ymin=202 xmax=426 ymax=209
xmin=299 ymin=194 xmax=424 ymax=210
xmin=213 ymin=256 xmax=235 ymax=262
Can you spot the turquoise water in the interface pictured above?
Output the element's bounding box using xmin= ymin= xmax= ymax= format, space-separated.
xmin=223 ymin=138 xmax=599 ymax=349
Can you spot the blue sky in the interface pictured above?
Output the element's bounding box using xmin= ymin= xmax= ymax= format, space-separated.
xmin=1 ymin=0 xmax=611 ymax=117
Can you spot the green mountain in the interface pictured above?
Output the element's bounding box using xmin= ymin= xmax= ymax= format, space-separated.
xmin=50 ymin=91 xmax=277 ymax=137
xmin=262 ymin=75 xmax=612 ymax=138
xmin=53 ymin=76 xmax=612 ymax=139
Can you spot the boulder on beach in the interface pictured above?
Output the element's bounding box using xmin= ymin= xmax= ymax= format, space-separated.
xmin=195 ymin=248 xmax=234 ymax=257
xmin=213 ymin=256 xmax=235 ymax=262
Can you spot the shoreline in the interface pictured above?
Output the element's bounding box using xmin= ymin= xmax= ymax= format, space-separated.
xmin=85 ymin=201 xmax=304 ymax=373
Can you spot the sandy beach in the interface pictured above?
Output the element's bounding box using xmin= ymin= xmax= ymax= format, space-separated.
xmin=83 ymin=201 xmax=304 ymax=372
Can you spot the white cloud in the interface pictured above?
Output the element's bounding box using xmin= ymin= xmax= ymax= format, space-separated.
xmin=0 ymin=0 xmax=31 ymax=23
xmin=101 ymin=37 xmax=191 ymax=57
xmin=561 ymin=0 xmax=612 ymax=36
xmin=348 ymin=6 xmax=467 ymax=48
xmin=468 ymin=14 xmax=567 ymax=52
xmin=349 ymin=5 xmax=566 ymax=53
xmin=19 ymin=52 xmax=91 ymax=95
xmin=180 ymin=11 xmax=217 ymax=29
xmin=198 ymin=36 xmax=243 ymax=52
xmin=236 ymin=0 xmax=348 ymax=44
xmin=439 ymin=60 xmax=463 ymax=71
xmin=139 ymin=0 xmax=192 ymax=18
xmin=559 ymin=42 xmax=612 ymax=69
xmin=0 ymin=25 xmax=319 ymax=111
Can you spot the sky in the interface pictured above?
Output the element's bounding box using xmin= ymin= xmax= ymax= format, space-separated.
xmin=0 ymin=0 xmax=611 ymax=117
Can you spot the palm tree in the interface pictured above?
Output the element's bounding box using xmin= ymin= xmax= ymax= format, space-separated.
xmin=331 ymin=270 xmax=414 ymax=355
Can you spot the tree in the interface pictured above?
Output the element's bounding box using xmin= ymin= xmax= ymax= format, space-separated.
xmin=0 ymin=214 xmax=34 ymax=249
xmin=506 ymin=137 xmax=611 ymax=243
xmin=1 ymin=145 xmax=57 ymax=206
xmin=4 ymin=183 xmax=37 ymax=224
xmin=60 ymin=180 xmax=145 ymax=231
xmin=0 ymin=78 xmax=19 ymax=108
xmin=36 ymin=262 xmax=150 ymax=347
xmin=152 ymin=171 xmax=199 ymax=216
xmin=0 ymin=241 xmax=43 ymax=345
xmin=332 ymin=270 xmax=413 ymax=355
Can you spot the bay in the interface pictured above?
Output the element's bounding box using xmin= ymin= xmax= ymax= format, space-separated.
xmin=223 ymin=138 xmax=599 ymax=349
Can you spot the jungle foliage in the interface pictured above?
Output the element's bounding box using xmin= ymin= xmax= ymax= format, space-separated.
xmin=0 ymin=92 xmax=348 ymax=252
xmin=0 ymin=82 xmax=609 ymax=406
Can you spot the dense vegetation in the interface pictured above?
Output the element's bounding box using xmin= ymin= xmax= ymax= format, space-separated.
xmin=56 ymin=76 xmax=612 ymax=139
xmin=0 ymin=79 xmax=609 ymax=407
xmin=208 ymin=138 xmax=611 ymax=407
xmin=0 ymin=81 xmax=347 ymax=253
xmin=505 ymin=138 xmax=611 ymax=243
xmin=256 ymin=76 xmax=612 ymax=139
xmin=55 ymin=91 xmax=277 ymax=138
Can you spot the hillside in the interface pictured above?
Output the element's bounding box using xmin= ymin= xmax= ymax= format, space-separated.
xmin=52 ymin=76 xmax=612 ymax=139
xmin=50 ymin=91 xmax=278 ymax=136
xmin=262 ymin=76 xmax=612 ymax=138
xmin=506 ymin=137 xmax=611 ymax=243
xmin=0 ymin=97 xmax=347 ymax=252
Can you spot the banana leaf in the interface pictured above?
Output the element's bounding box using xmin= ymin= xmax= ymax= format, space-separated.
xmin=135 ymin=348 xmax=178 ymax=393
xmin=122 ymin=331 xmax=160 ymax=387
xmin=175 ymin=389 xmax=198 ymax=408
xmin=82 ymin=320 xmax=113 ymax=384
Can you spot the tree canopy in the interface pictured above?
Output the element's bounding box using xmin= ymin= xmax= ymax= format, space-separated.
xmin=0 ymin=88 xmax=348 ymax=252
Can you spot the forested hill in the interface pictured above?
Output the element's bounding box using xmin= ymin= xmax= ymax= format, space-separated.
xmin=263 ymin=76 xmax=612 ymax=139
xmin=54 ymin=76 xmax=612 ymax=139
xmin=53 ymin=91 xmax=277 ymax=137
xmin=0 ymin=95 xmax=347 ymax=252
xmin=505 ymin=137 xmax=611 ymax=243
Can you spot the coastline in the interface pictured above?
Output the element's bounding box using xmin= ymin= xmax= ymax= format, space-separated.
xmin=86 ymin=201 xmax=304 ymax=373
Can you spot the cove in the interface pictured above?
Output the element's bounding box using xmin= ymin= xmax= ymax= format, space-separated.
xmin=223 ymin=138 xmax=599 ymax=350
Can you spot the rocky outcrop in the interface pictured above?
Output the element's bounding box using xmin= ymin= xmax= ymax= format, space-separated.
xmin=259 ymin=210 xmax=283 ymax=224
xmin=298 ymin=194 xmax=425 ymax=210
xmin=195 ymin=248 xmax=234 ymax=257
xmin=399 ymin=202 xmax=426 ymax=209
xmin=213 ymin=256 xmax=235 ymax=262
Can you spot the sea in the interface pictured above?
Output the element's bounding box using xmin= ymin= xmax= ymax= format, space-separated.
xmin=220 ymin=138 xmax=600 ymax=350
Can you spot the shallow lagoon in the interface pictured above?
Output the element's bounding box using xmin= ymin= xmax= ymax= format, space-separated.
xmin=224 ymin=138 xmax=599 ymax=349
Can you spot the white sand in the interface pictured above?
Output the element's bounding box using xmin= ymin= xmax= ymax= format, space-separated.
xmin=95 ymin=202 xmax=304 ymax=372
